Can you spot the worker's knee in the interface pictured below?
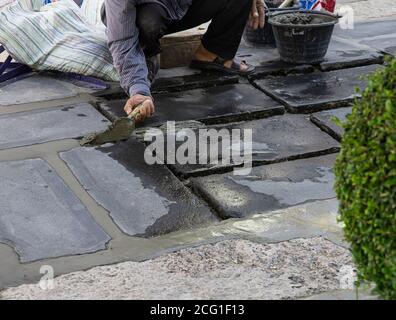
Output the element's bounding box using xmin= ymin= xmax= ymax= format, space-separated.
xmin=137 ymin=11 xmax=164 ymax=46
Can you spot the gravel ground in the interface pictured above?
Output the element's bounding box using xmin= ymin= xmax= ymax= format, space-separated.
xmin=1 ymin=237 xmax=353 ymax=300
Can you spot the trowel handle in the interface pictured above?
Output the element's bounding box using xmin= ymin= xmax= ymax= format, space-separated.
xmin=279 ymin=0 xmax=294 ymax=8
xmin=128 ymin=102 xmax=146 ymax=121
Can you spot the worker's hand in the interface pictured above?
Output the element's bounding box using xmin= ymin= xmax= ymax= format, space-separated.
xmin=248 ymin=0 xmax=266 ymax=30
xmin=124 ymin=94 xmax=155 ymax=123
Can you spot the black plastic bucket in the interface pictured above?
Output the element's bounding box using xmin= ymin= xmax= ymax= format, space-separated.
xmin=243 ymin=5 xmax=299 ymax=46
xmin=269 ymin=11 xmax=338 ymax=64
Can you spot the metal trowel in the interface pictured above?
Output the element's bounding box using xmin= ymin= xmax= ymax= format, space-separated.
xmin=80 ymin=102 xmax=147 ymax=146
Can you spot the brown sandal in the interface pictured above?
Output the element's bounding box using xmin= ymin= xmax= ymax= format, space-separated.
xmin=190 ymin=56 xmax=255 ymax=75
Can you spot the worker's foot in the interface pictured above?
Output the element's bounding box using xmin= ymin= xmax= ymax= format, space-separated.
xmin=191 ymin=44 xmax=254 ymax=75
xmin=146 ymin=55 xmax=160 ymax=85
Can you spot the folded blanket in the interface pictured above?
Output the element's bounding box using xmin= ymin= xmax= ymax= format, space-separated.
xmin=0 ymin=0 xmax=119 ymax=81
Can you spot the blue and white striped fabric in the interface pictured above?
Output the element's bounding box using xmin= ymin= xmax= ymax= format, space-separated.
xmin=0 ymin=0 xmax=119 ymax=81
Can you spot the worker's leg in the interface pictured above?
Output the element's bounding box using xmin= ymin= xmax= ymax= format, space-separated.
xmin=135 ymin=4 xmax=170 ymax=83
xmin=166 ymin=0 xmax=253 ymax=60
xmin=136 ymin=4 xmax=171 ymax=58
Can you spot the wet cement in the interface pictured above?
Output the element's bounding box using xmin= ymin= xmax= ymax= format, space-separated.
xmin=80 ymin=118 xmax=135 ymax=146
xmin=271 ymin=12 xmax=336 ymax=25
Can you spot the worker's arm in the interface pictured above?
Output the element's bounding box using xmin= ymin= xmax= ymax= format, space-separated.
xmin=104 ymin=0 xmax=154 ymax=120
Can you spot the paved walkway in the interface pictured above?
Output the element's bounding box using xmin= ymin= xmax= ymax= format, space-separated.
xmin=0 ymin=2 xmax=395 ymax=299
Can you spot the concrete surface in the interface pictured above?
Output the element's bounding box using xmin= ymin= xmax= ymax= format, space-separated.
xmin=0 ymin=237 xmax=353 ymax=300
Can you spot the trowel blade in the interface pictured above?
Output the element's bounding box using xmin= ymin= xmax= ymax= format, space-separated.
xmin=80 ymin=117 xmax=136 ymax=146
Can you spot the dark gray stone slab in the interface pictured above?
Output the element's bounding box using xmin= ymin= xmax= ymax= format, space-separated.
xmin=310 ymin=107 xmax=352 ymax=141
xmin=98 ymin=84 xmax=284 ymax=125
xmin=361 ymin=35 xmax=396 ymax=56
xmin=0 ymin=158 xmax=110 ymax=262
xmin=167 ymin=114 xmax=339 ymax=177
xmin=236 ymin=45 xmax=315 ymax=78
xmin=95 ymin=70 xmax=239 ymax=100
xmin=152 ymin=71 xmax=239 ymax=94
xmin=334 ymin=20 xmax=396 ymax=56
xmin=60 ymin=139 xmax=218 ymax=237
xmin=253 ymin=65 xmax=381 ymax=113
xmin=319 ymin=38 xmax=383 ymax=71
xmin=334 ymin=19 xmax=396 ymax=41
xmin=0 ymin=103 xmax=111 ymax=150
xmin=0 ymin=75 xmax=77 ymax=106
xmin=191 ymin=154 xmax=337 ymax=219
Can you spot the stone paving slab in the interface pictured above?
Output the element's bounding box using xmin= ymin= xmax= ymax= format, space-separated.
xmin=0 ymin=158 xmax=110 ymax=263
xmin=238 ymin=37 xmax=382 ymax=77
xmin=319 ymin=38 xmax=383 ymax=71
xmin=236 ymin=45 xmax=315 ymax=78
xmin=310 ymin=107 xmax=352 ymax=141
xmin=98 ymin=84 xmax=284 ymax=125
xmin=60 ymin=139 xmax=218 ymax=237
xmin=95 ymin=71 xmax=239 ymax=100
xmin=0 ymin=75 xmax=89 ymax=106
xmin=334 ymin=19 xmax=396 ymax=41
xmin=191 ymin=154 xmax=337 ymax=219
xmin=253 ymin=65 xmax=381 ymax=113
xmin=168 ymin=114 xmax=339 ymax=177
xmin=334 ymin=20 xmax=396 ymax=56
xmin=152 ymin=71 xmax=239 ymax=94
xmin=360 ymin=35 xmax=396 ymax=56
xmin=0 ymin=103 xmax=110 ymax=150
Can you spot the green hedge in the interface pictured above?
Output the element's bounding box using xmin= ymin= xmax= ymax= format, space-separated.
xmin=334 ymin=58 xmax=396 ymax=299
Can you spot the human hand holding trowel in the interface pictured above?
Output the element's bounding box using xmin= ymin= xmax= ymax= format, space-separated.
xmin=80 ymin=95 xmax=154 ymax=147
xmin=124 ymin=94 xmax=155 ymax=123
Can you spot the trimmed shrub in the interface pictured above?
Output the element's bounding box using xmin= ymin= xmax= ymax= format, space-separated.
xmin=334 ymin=58 xmax=396 ymax=299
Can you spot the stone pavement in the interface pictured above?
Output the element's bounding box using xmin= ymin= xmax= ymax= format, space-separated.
xmin=1 ymin=14 xmax=395 ymax=299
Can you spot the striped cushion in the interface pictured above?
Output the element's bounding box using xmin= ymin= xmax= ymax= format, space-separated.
xmin=0 ymin=0 xmax=119 ymax=81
